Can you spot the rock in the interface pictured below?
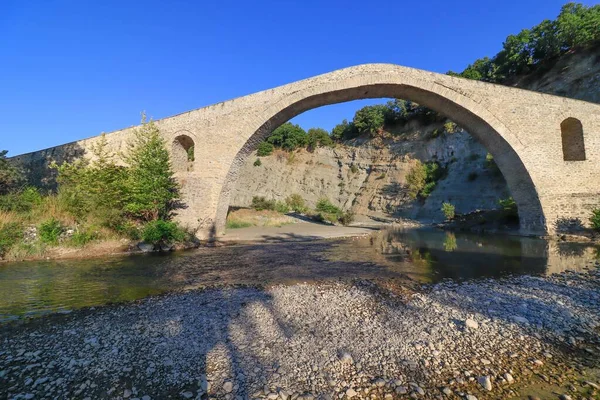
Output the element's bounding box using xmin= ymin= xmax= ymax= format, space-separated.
xmin=375 ymin=378 xmax=386 ymax=387
xmin=223 ymin=381 xmax=233 ymax=393
xmin=182 ymin=392 xmax=193 ymax=399
xmin=477 ymin=376 xmax=492 ymax=391
xmin=504 ymin=373 xmax=514 ymax=384
xmin=465 ymin=395 xmax=478 ymax=400
xmin=137 ymin=242 xmax=155 ymax=252
xmin=124 ymin=389 xmax=132 ymax=398
xmin=267 ymin=393 xmax=278 ymax=399
xmin=558 ymin=395 xmax=572 ymax=400
xmin=345 ymin=388 xmax=357 ymax=398
xmin=339 ymin=352 xmax=353 ymax=363
xmin=396 ymin=387 xmax=408 ymax=395
xmin=142 ymin=396 xmax=151 ymax=400
xmin=511 ymin=316 xmax=529 ymax=324
xmin=441 ymin=387 xmax=452 ymax=396
xmin=584 ymin=381 xmax=600 ymax=390
xmin=465 ymin=319 xmax=479 ymax=330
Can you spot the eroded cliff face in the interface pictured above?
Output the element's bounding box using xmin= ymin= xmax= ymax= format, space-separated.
xmin=231 ymin=46 xmax=600 ymax=223
xmin=231 ymin=123 xmax=510 ymax=223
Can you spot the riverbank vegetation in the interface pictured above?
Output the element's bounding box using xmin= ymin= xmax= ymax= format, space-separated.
xmin=0 ymin=117 xmax=193 ymax=261
xmin=226 ymin=194 xmax=354 ymax=229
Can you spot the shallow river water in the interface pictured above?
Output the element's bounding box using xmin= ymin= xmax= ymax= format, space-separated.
xmin=0 ymin=227 xmax=598 ymax=322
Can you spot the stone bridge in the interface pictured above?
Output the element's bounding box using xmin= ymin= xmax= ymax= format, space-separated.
xmin=12 ymin=64 xmax=600 ymax=238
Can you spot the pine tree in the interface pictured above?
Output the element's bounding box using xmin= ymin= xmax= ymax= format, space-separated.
xmin=122 ymin=114 xmax=180 ymax=221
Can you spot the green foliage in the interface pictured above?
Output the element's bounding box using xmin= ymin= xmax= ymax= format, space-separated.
xmin=0 ymin=150 xmax=23 ymax=195
xmin=499 ymin=197 xmax=519 ymax=219
xmin=331 ymin=119 xmax=358 ymax=141
xmin=0 ymin=187 xmax=42 ymax=213
xmin=267 ymin=122 xmax=308 ymax=151
xmin=338 ymin=211 xmax=355 ymax=226
xmin=441 ymin=202 xmax=456 ymax=220
xmin=187 ymin=145 xmax=195 ymax=162
xmin=251 ymin=196 xmax=276 ymax=211
xmin=39 ymin=218 xmax=63 ymax=245
xmin=590 ymin=209 xmax=600 ymax=231
xmin=448 ymin=3 xmax=600 ymax=82
xmin=406 ymin=160 xmax=445 ymax=199
xmin=307 ymin=128 xmax=333 ymax=149
xmin=122 ymin=116 xmax=180 ymax=221
xmin=69 ymin=230 xmax=99 ymax=247
xmin=0 ymin=222 xmax=22 ymax=257
xmin=444 ymin=121 xmax=458 ymax=134
xmin=376 ymin=172 xmax=386 ymax=180
xmin=141 ymin=220 xmax=185 ymax=245
xmin=352 ymin=105 xmax=387 ymax=135
xmin=316 ymin=198 xmax=342 ymax=214
xmin=350 ymin=164 xmax=358 ymax=174
xmin=274 ymin=201 xmax=290 ymax=214
xmin=253 ymin=158 xmax=262 ymax=167
xmin=285 ymin=194 xmax=307 ymax=213
xmin=443 ymin=232 xmax=458 ymax=252
xmin=257 ymin=141 xmax=274 ymax=157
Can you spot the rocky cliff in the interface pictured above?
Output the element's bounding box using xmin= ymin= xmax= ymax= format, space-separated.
xmin=231 ymin=46 xmax=600 ymax=223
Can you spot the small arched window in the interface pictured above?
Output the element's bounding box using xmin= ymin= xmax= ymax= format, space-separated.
xmin=561 ymin=118 xmax=585 ymax=161
xmin=172 ymin=134 xmax=195 ymax=172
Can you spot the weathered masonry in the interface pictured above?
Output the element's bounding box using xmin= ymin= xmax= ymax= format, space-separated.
xmin=12 ymin=64 xmax=600 ymax=238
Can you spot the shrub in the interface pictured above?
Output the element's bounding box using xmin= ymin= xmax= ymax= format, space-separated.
xmin=316 ymin=198 xmax=342 ymax=214
xmin=590 ymin=209 xmax=600 ymax=232
xmin=0 ymin=222 xmax=22 ymax=257
xmin=350 ymin=164 xmax=358 ymax=174
xmin=257 ymin=142 xmax=274 ymax=157
xmin=499 ymin=197 xmax=519 ymax=219
xmin=0 ymin=187 xmax=43 ymax=213
xmin=39 ymin=218 xmax=63 ymax=245
xmin=70 ymin=230 xmax=99 ymax=247
xmin=285 ymin=194 xmax=307 ymax=213
xmin=251 ymin=196 xmax=276 ymax=211
xmin=338 ymin=211 xmax=355 ymax=226
xmin=331 ymin=119 xmax=358 ymax=141
xmin=376 ymin=173 xmax=386 ymax=180
xmin=441 ymin=202 xmax=456 ymax=220
xmin=467 ymin=172 xmax=478 ymax=181
xmin=274 ymin=201 xmax=290 ymax=214
xmin=406 ymin=160 xmax=445 ymax=199
xmin=253 ymin=159 xmax=262 ymax=167
xmin=141 ymin=220 xmax=185 ymax=244
xmin=444 ymin=121 xmax=458 ymax=134
xmin=0 ymin=150 xmax=24 ymax=195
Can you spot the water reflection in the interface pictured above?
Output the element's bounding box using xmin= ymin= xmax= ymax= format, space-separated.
xmin=0 ymin=227 xmax=598 ymax=322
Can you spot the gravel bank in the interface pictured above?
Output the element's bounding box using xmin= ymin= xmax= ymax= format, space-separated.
xmin=1 ymin=267 xmax=599 ymax=400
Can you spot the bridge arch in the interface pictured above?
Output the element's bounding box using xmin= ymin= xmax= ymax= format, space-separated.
xmin=214 ymin=69 xmax=547 ymax=236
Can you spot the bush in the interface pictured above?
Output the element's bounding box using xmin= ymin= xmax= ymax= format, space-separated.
xmin=274 ymin=201 xmax=290 ymax=214
xmin=141 ymin=220 xmax=185 ymax=244
xmin=376 ymin=173 xmax=386 ymax=180
xmin=226 ymin=220 xmax=252 ymax=229
xmin=0 ymin=150 xmax=24 ymax=195
xmin=316 ymin=198 xmax=342 ymax=214
xmin=285 ymin=194 xmax=307 ymax=213
xmin=406 ymin=160 xmax=445 ymax=199
xmin=444 ymin=121 xmax=458 ymax=134
xmin=251 ymin=196 xmax=276 ymax=211
xmin=499 ymin=197 xmax=519 ymax=219
xmin=267 ymin=122 xmax=308 ymax=151
xmin=257 ymin=142 xmax=274 ymax=157
xmin=338 ymin=211 xmax=355 ymax=226
xmin=441 ymin=202 xmax=456 ymax=220
xmin=70 ymin=230 xmax=99 ymax=247
xmin=253 ymin=159 xmax=262 ymax=167
xmin=39 ymin=218 xmax=63 ymax=245
xmin=590 ymin=209 xmax=600 ymax=232
xmin=350 ymin=164 xmax=358 ymax=174
xmin=352 ymin=105 xmax=387 ymax=135
xmin=0 ymin=187 xmax=43 ymax=213
xmin=307 ymin=128 xmax=334 ymax=149
xmin=0 ymin=222 xmax=22 ymax=257
xmin=331 ymin=119 xmax=358 ymax=141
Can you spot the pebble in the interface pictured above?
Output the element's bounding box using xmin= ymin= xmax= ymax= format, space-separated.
xmin=465 ymin=318 xmax=479 ymax=330
xmin=477 ymin=376 xmax=492 ymax=391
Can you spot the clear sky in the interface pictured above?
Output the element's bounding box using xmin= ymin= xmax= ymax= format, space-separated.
xmin=1 ymin=0 xmax=595 ymax=155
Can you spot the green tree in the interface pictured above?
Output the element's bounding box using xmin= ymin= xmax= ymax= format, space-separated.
xmin=267 ymin=122 xmax=308 ymax=151
xmin=0 ymin=150 xmax=23 ymax=195
xmin=307 ymin=127 xmax=333 ymax=149
xmin=331 ymin=119 xmax=358 ymax=141
xmin=122 ymin=115 xmax=180 ymax=221
xmin=352 ymin=105 xmax=387 ymax=135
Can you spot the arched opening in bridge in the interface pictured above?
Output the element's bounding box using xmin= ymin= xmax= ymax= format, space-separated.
xmin=215 ymin=82 xmax=545 ymax=236
xmin=172 ymin=134 xmax=195 ymax=172
xmin=561 ymin=117 xmax=586 ymax=161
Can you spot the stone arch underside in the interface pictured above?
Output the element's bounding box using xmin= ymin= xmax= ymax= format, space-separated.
xmin=215 ymin=82 xmax=547 ymax=236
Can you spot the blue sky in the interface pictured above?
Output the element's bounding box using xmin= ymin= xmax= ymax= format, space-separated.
xmin=1 ymin=0 xmax=595 ymax=155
